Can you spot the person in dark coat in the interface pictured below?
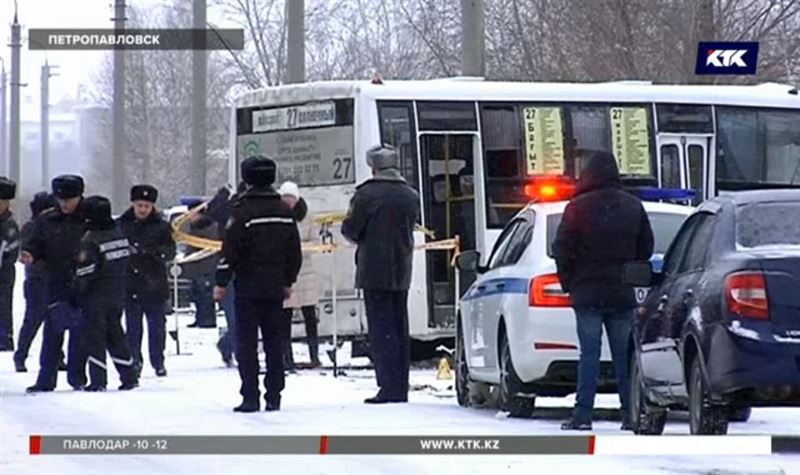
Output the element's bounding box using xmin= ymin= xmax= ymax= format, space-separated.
xmin=182 ymin=202 xmax=219 ymax=328
xmin=207 ymin=183 xmax=247 ymax=367
xmin=23 ymin=175 xmax=91 ymax=392
xmin=214 ymin=157 xmax=302 ymax=413
xmin=341 ymin=145 xmax=420 ymax=404
xmin=14 ymin=192 xmax=58 ymax=371
xmin=0 ymin=177 xmax=20 ymax=352
xmin=72 ymin=196 xmax=139 ymax=391
xmin=118 ymin=185 xmax=175 ymax=377
xmin=552 ymin=151 xmax=654 ymax=431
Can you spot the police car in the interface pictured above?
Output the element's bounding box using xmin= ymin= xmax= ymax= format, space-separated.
xmin=454 ymin=184 xmax=693 ymax=417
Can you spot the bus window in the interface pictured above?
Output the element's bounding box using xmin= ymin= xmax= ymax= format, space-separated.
xmin=660 ymin=144 xmax=681 ymax=188
xmin=378 ymin=101 xmax=419 ymax=189
xmin=717 ymin=107 xmax=800 ymax=186
xmin=656 ymin=104 xmax=713 ymax=134
xmin=480 ymin=105 xmax=525 ymax=228
xmin=417 ymin=102 xmax=478 ymax=131
xmin=569 ymin=106 xmax=611 ymax=159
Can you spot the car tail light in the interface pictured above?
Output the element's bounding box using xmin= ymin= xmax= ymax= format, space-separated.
xmin=725 ymin=271 xmax=769 ymax=320
xmin=529 ymin=274 xmax=571 ymax=307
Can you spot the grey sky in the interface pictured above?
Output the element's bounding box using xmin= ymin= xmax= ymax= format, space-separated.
xmin=0 ymin=0 xmax=229 ymax=107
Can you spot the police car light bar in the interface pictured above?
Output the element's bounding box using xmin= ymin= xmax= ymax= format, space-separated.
xmin=524 ymin=176 xmax=576 ymax=202
xmin=630 ymin=187 xmax=695 ymax=202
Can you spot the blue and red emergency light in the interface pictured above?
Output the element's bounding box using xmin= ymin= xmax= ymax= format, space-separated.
xmin=524 ymin=176 xmax=695 ymax=205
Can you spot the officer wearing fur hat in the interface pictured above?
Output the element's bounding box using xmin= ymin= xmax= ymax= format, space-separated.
xmin=14 ymin=192 xmax=58 ymax=371
xmin=73 ymin=196 xmax=138 ymax=391
xmin=0 ymin=177 xmax=20 ymax=352
xmin=118 ymin=185 xmax=175 ymax=377
xmin=22 ymin=175 xmax=90 ymax=392
xmin=213 ymin=156 xmax=302 ymax=413
xmin=342 ymin=145 xmax=420 ymax=404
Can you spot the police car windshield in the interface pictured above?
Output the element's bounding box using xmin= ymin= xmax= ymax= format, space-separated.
xmin=546 ymin=211 xmax=687 ymax=257
xmin=737 ymin=202 xmax=800 ymax=248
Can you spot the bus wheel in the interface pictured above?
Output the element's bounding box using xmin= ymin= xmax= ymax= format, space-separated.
xmin=500 ymin=335 xmax=535 ymax=418
xmin=455 ymin=320 xmax=471 ymax=407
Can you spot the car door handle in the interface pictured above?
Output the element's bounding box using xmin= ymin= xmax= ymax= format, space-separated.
xmin=495 ymin=282 xmax=506 ymax=290
xmin=476 ymin=285 xmax=486 ymax=292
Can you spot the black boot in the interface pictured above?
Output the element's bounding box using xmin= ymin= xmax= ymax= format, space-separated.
xmin=119 ymin=380 xmax=139 ymax=391
xmin=265 ymin=396 xmax=281 ymax=412
xmin=85 ymin=384 xmax=106 ymax=392
xmin=560 ymin=418 xmax=593 ymax=431
xmin=155 ymin=367 xmax=167 ymax=377
xmin=26 ymin=384 xmax=54 ymax=393
xmin=233 ymin=400 xmax=259 ymax=413
xmin=13 ymin=356 xmax=26 ymax=373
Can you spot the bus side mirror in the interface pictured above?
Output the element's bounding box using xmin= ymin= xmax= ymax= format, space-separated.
xmin=624 ymin=261 xmax=653 ymax=287
xmin=456 ymin=250 xmax=481 ymax=273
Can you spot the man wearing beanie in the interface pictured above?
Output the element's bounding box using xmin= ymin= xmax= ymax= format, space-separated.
xmin=22 ymin=175 xmax=91 ymax=392
xmin=213 ymin=156 xmax=301 ymax=413
xmin=13 ymin=192 xmax=58 ymax=371
xmin=342 ymin=145 xmax=420 ymax=404
xmin=118 ymin=185 xmax=175 ymax=378
xmin=73 ymin=195 xmax=138 ymax=391
xmin=0 ymin=177 xmax=20 ymax=352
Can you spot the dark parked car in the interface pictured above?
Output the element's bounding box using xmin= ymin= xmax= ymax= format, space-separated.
xmin=629 ymin=190 xmax=800 ymax=435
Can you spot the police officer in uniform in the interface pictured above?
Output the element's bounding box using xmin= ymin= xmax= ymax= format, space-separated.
xmin=213 ymin=157 xmax=302 ymax=413
xmin=0 ymin=177 xmax=20 ymax=351
xmin=23 ymin=175 xmax=89 ymax=392
xmin=118 ymin=185 xmax=175 ymax=377
xmin=14 ymin=192 xmax=58 ymax=371
xmin=73 ymin=196 xmax=139 ymax=391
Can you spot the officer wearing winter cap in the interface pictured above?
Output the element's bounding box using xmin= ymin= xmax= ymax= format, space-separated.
xmin=13 ymin=192 xmax=58 ymax=371
xmin=23 ymin=174 xmax=90 ymax=392
xmin=342 ymin=145 xmax=420 ymax=404
xmin=0 ymin=177 xmax=20 ymax=351
xmin=72 ymin=196 xmax=138 ymax=391
xmin=214 ymin=156 xmax=301 ymax=413
xmin=118 ymin=185 xmax=175 ymax=378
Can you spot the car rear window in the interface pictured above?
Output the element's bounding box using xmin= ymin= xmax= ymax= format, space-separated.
xmin=546 ymin=211 xmax=688 ymax=257
xmin=737 ymin=202 xmax=800 ymax=249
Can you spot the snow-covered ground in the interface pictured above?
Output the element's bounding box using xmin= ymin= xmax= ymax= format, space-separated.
xmin=2 ymin=264 xmax=799 ymax=475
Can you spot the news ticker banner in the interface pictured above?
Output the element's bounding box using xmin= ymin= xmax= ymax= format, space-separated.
xmin=29 ymin=435 xmax=800 ymax=456
xmin=28 ymin=29 xmax=245 ymax=50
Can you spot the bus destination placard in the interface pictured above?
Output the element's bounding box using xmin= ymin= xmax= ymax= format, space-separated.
xmin=610 ymin=107 xmax=651 ymax=176
xmin=522 ymin=107 xmax=564 ymax=175
xmin=252 ymin=101 xmax=337 ymax=133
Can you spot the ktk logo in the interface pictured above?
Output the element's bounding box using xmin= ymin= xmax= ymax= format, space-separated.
xmin=696 ymin=42 xmax=758 ymax=75
xmin=706 ymin=49 xmax=748 ymax=68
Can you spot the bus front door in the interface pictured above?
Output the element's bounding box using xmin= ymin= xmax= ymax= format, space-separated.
xmin=419 ymin=133 xmax=479 ymax=331
xmin=657 ymin=134 xmax=712 ymax=205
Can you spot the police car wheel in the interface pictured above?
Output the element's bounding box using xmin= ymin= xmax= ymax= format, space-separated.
xmin=499 ymin=335 xmax=535 ymax=419
xmin=688 ymin=357 xmax=728 ymax=435
xmin=455 ymin=319 xmax=471 ymax=408
xmin=629 ymin=350 xmax=666 ymax=435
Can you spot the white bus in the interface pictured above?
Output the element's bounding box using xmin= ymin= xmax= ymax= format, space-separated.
xmin=228 ymin=78 xmax=800 ymax=345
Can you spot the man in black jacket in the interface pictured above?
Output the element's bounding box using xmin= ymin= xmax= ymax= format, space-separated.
xmin=214 ymin=157 xmax=301 ymax=413
xmin=342 ymin=145 xmax=420 ymax=404
xmin=553 ymin=151 xmax=654 ymax=431
xmin=14 ymin=192 xmax=57 ymax=371
xmin=23 ymin=175 xmax=91 ymax=392
xmin=0 ymin=177 xmax=20 ymax=352
xmin=73 ymin=196 xmax=138 ymax=391
xmin=118 ymin=185 xmax=175 ymax=377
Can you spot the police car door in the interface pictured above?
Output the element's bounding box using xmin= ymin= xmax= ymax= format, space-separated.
xmin=465 ymin=218 xmax=522 ymax=380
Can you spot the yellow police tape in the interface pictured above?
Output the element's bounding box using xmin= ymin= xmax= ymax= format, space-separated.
xmin=171 ymin=203 xmax=460 ymax=264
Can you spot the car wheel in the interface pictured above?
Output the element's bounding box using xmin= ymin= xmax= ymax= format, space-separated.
xmin=455 ymin=318 xmax=471 ymax=408
xmin=629 ymin=350 xmax=666 ymax=435
xmin=688 ymin=357 xmax=728 ymax=435
xmin=499 ymin=335 xmax=535 ymax=418
xmin=729 ymin=406 xmax=752 ymax=423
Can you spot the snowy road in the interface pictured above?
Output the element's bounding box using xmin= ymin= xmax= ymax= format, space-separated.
xmin=2 ymin=268 xmax=799 ymax=475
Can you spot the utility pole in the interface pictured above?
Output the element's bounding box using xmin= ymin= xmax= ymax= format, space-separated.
xmin=1 ymin=60 xmax=6 ymax=176
xmin=461 ymin=0 xmax=485 ymax=77
xmin=9 ymin=11 xmax=21 ymax=185
xmin=286 ymin=0 xmax=305 ymax=84
xmin=112 ymin=0 xmax=127 ymax=210
xmin=191 ymin=0 xmax=207 ymax=195
xmin=40 ymin=62 xmax=58 ymax=188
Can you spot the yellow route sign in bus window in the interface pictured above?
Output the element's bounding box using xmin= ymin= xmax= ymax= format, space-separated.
xmin=522 ymin=107 xmax=564 ymax=175
xmin=610 ymin=107 xmax=651 ymax=176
